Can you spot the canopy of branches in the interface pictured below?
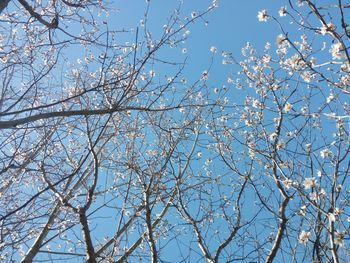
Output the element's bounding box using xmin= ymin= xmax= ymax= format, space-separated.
xmin=0 ymin=1 xmax=350 ymax=262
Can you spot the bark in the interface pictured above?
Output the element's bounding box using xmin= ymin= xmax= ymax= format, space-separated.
xmin=0 ymin=0 xmax=10 ymax=15
xmin=265 ymin=197 xmax=289 ymax=263
xmin=0 ymin=106 xmax=169 ymax=129
xmin=78 ymin=209 xmax=97 ymax=263
xmin=21 ymin=204 xmax=61 ymax=263
xmin=17 ymin=0 xmax=58 ymax=28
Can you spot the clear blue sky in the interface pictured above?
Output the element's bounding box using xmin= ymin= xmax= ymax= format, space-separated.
xmin=111 ymin=0 xmax=283 ymax=84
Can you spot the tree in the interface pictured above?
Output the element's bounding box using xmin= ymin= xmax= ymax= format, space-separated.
xmin=226 ymin=2 xmax=350 ymax=262
xmin=0 ymin=1 xmax=218 ymax=262
xmin=0 ymin=0 xmax=350 ymax=262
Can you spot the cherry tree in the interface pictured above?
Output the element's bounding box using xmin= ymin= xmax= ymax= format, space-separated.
xmin=202 ymin=1 xmax=350 ymax=262
xmin=1 ymin=0 xmax=350 ymax=262
xmin=0 ymin=1 xmax=220 ymax=262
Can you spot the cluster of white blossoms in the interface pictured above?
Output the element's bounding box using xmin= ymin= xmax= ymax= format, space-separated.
xmin=320 ymin=148 xmax=332 ymax=158
xmin=299 ymin=205 xmax=307 ymax=216
xmin=279 ymin=6 xmax=287 ymax=17
xmin=258 ymin=6 xmax=287 ymax=23
xmin=335 ymin=231 xmax=345 ymax=247
xmin=282 ymin=179 xmax=293 ymax=189
xmin=252 ymin=99 xmax=264 ymax=109
xmin=330 ymin=42 xmax=342 ymax=59
xmin=303 ymin=177 xmax=316 ymax=190
xmin=257 ymin=10 xmax=268 ymax=22
xmin=320 ymin=22 xmax=336 ymax=35
xmin=309 ymin=188 xmax=326 ymax=201
xmin=224 ymin=2 xmax=350 ymax=260
xmin=201 ymin=70 xmax=209 ymax=81
xmin=269 ymin=132 xmax=278 ymax=141
xmin=300 ymin=71 xmax=314 ymax=83
xmin=305 ymin=143 xmax=311 ymax=153
xmin=179 ymin=107 xmax=185 ymax=114
xmin=329 ymin=212 xmax=336 ymax=222
xmin=284 ymin=102 xmax=293 ymax=113
xmin=299 ymin=230 xmax=311 ymax=245
xmin=149 ymin=69 xmax=156 ymax=77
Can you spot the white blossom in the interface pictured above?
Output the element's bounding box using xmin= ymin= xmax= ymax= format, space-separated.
xmin=276 ymin=34 xmax=285 ymax=46
xmin=299 ymin=205 xmax=307 ymax=216
xmin=330 ymin=42 xmax=342 ymax=59
xmin=201 ymin=70 xmax=209 ymax=80
xmin=179 ymin=107 xmax=185 ymax=113
xmin=269 ymin=132 xmax=278 ymax=141
xmin=335 ymin=231 xmax=344 ymax=247
xmin=205 ymin=158 xmax=212 ymax=166
xmin=282 ymin=179 xmax=293 ymax=189
xmin=305 ymin=143 xmax=311 ymax=153
xmin=303 ymin=177 xmax=316 ymax=189
xmin=284 ymin=102 xmax=293 ymax=113
xmin=279 ymin=6 xmax=287 ymax=17
xmin=257 ymin=10 xmax=268 ymax=22
xmin=320 ymin=22 xmax=335 ymax=35
xmin=320 ymin=149 xmax=331 ymax=158
xmin=221 ymin=51 xmax=232 ymax=57
xmin=149 ymin=70 xmax=156 ymax=77
xmin=299 ymin=231 xmax=311 ymax=245
xmin=328 ymin=213 xmax=336 ymax=222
